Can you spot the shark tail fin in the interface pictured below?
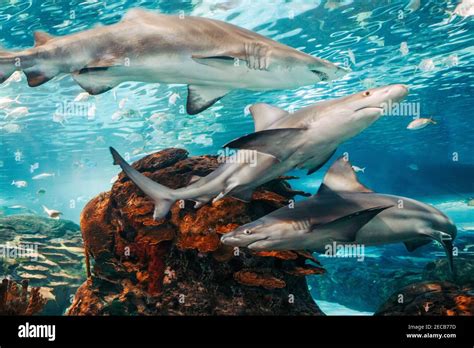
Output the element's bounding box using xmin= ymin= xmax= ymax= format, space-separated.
xmin=109 ymin=147 xmax=176 ymax=220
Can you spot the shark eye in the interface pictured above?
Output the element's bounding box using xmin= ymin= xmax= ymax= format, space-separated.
xmin=363 ymin=91 xmax=371 ymax=97
xmin=244 ymin=229 xmax=252 ymax=235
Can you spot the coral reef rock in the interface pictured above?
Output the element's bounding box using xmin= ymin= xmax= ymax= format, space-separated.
xmin=0 ymin=278 xmax=47 ymax=315
xmin=375 ymin=282 xmax=474 ymax=316
xmin=0 ymin=215 xmax=85 ymax=315
xmin=68 ymin=148 xmax=324 ymax=316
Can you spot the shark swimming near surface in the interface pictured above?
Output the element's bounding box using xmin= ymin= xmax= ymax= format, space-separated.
xmin=221 ymin=157 xmax=457 ymax=275
xmin=109 ymin=84 xmax=408 ymax=220
xmin=0 ymin=8 xmax=348 ymax=114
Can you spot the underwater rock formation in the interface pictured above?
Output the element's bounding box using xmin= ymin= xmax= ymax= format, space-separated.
xmin=423 ymin=257 xmax=474 ymax=286
xmin=0 ymin=215 xmax=85 ymax=315
xmin=68 ymin=148 xmax=324 ymax=315
xmin=0 ymin=278 xmax=47 ymax=315
xmin=375 ymin=282 xmax=474 ymax=316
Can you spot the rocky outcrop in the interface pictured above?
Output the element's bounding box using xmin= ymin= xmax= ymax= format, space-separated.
xmin=0 ymin=215 xmax=85 ymax=315
xmin=67 ymin=148 xmax=324 ymax=315
xmin=375 ymin=282 xmax=474 ymax=316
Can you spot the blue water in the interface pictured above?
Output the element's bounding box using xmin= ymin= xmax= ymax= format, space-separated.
xmin=1 ymin=0 xmax=473 ymax=314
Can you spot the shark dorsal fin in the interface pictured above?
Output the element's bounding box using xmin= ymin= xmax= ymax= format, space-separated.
xmin=249 ymin=103 xmax=289 ymax=131
xmin=34 ymin=31 xmax=54 ymax=47
xmin=317 ymin=156 xmax=373 ymax=195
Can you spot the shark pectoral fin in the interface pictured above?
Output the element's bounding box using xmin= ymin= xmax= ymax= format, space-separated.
xmin=306 ymin=149 xmax=337 ymax=175
xmin=249 ymin=103 xmax=289 ymax=131
xmin=230 ymin=188 xmax=254 ymax=202
xmin=317 ymin=156 xmax=373 ymax=195
xmin=223 ymin=128 xmax=307 ymax=162
xmin=79 ymin=57 xmax=123 ymax=73
xmin=311 ymin=205 xmax=393 ymax=242
xmin=403 ymin=239 xmax=431 ymax=252
xmin=33 ymin=31 xmax=54 ymax=47
xmin=24 ymin=69 xmax=54 ymax=87
xmin=186 ymin=85 xmax=230 ymax=115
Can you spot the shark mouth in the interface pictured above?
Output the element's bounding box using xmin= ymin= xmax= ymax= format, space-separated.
xmin=355 ymin=106 xmax=384 ymax=112
xmin=246 ymin=236 xmax=270 ymax=249
xmin=311 ymin=70 xmax=329 ymax=81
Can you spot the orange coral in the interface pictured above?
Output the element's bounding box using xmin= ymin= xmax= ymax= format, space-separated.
xmin=285 ymin=266 xmax=326 ymax=276
xmin=254 ymin=250 xmax=298 ymax=260
xmin=454 ymin=295 xmax=474 ymax=315
xmin=0 ymin=278 xmax=47 ymax=315
xmin=234 ymin=270 xmax=286 ymax=290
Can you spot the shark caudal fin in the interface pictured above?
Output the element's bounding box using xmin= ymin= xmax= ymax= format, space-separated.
xmin=109 ymin=147 xmax=176 ymax=220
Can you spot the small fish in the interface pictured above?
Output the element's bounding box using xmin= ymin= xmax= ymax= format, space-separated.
xmin=0 ymin=95 xmax=21 ymax=109
xmin=324 ymin=0 xmax=348 ymax=11
xmin=30 ymin=162 xmax=39 ymax=173
xmin=351 ymin=165 xmax=365 ymax=173
xmin=453 ymin=0 xmax=474 ymax=17
xmin=118 ymin=98 xmax=128 ymax=109
xmin=400 ymin=42 xmax=409 ymax=56
xmin=1 ymin=123 xmax=21 ymax=133
xmin=42 ymin=205 xmax=62 ymax=219
xmin=37 ymin=188 xmax=47 ymax=195
xmin=74 ymin=92 xmax=91 ymax=102
xmin=419 ymin=59 xmax=436 ymax=72
xmin=149 ymin=113 xmax=164 ymax=123
xmin=32 ymin=173 xmax=55 ymax=180
xmin=8 ymin=205 xmax=27 ymax=209
xmin=408 ymin=164 xmax=419 ymax=171
xmin=347 ymin=49 xmax=356 ymax=65
xmin=52 ymin=112 xmax=67 ymax=125
xmin=168 ymin=92 xmax=181 ymax=105
xmin=11 ymin=180 xmax=28 ymax=188
xmin=406 ymin=0 xmax=421 ymax=12
xmin=368 ymin=36 xmax=384 ymax=47
xmin=445 ymin=54 xmax=459 ymax=67
xmin=407 ymin=118 xmax=437 ymax=130
xmin=354 ymin=11 xmax=372 ymax=27
xmin=111 ymin=110 xmax=123 ymax=121
xmin=127 ymin=133 xmax=144 ymax=144
xmin=6 ymin=106 xmax=29 ymax=119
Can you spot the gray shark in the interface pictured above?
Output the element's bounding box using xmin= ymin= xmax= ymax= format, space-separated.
xmin=109 ymin=84 xmax=408 ymax=220
xmin=0 ymin=8 xmax=348 ymax=114
xmin=221 ymin=157 xmax=457 ymax=274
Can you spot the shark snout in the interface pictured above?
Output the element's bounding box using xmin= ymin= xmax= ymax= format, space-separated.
xmin=220 ymin=232 xmax=240 ymax=247
xmin=386 ymin=84 xmax=409 ymax=103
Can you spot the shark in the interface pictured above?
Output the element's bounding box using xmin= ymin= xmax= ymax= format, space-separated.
xmin=221 ymin=157 xmax=457 ymax=275
xmin=109 ymin=84 xmax=409 ymax=220
xmin=0 ymin=8 xmax=348 ymax=115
